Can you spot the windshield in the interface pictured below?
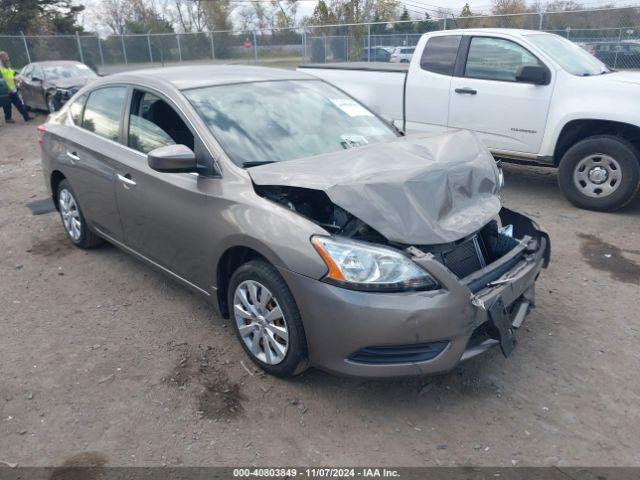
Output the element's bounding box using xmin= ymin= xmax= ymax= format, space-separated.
xmin=526 ymin=33 xmax=609 ymax=76
xmin=44 ymin=64 xmax=96 ymax=80
xmin=185 ymin=80 xmax=397 ymax=166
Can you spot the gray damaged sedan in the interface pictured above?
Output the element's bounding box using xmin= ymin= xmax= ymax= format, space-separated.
xmin=39 ymin=66 xmax=550 ymax=378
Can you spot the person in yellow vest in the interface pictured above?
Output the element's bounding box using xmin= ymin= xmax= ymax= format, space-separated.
xmin=0 ymin=51 xmax=33 ymax=123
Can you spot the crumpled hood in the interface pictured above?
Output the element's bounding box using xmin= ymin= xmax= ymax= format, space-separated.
xmin=50 ymin=77 xmax=92 ymax=90
xmin=248 ymin=129 xmax=502 ymax=245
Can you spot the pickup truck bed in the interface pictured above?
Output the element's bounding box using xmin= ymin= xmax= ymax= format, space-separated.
xmin=300 ymin=62 xmax=409 ymax=73
xmin=299 ymin=63 xmax=407 ymax=128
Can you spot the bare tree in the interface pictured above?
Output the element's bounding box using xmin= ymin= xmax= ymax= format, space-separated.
xmin=173 ymin=0 xmax=208 ymax=32
xmin=100 ymin=0 xmax=130 ymax=34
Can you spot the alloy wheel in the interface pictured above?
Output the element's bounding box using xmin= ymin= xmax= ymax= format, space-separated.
xmin=233 ymin=280 xmax=289 ymax=365
xmin=59 ymin=188 xmax=82 ymax=241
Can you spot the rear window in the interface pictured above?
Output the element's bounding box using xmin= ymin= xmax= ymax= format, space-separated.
xmin=82 ymin=87 xmax=127 ymax=142
xmin=420 ymin=35 xmax=462 ymax=75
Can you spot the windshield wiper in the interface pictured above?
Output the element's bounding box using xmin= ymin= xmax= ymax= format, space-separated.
xmin=242 ymin=160 xmax=276 ymax=168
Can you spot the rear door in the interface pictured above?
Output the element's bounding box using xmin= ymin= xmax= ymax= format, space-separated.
xmin=404 ymin=34 xmax=462 ymax=133
xmin=60 ymin=86 xmax=128 ymax=239
xmin=448 ymin=35 xmax=554 ymax=155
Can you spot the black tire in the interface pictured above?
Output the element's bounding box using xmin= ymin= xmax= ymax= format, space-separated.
xmin=558 ymin=135 xmax=640 ymax=211
xmin=56 ymin=179 xmax=103 ymax=249
xmin=228 ymin=259 xmax=308 ymax=377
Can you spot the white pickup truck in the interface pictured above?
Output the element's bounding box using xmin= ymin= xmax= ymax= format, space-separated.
xmin=299 ymin=28 xmax=640 ymax=211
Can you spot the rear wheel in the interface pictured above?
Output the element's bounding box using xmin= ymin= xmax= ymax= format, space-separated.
xmin=558 ymin=135 xmax=640 ymax=211
xmin=228 ymin=260 xmax=308 ymax=377
xmin=57 ymin=179 xmax=103 ymax=249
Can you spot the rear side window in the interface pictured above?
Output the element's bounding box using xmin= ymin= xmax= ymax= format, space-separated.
xmin=69 ymin=94 xmax=87 ymax=125
xmin=82 ymin=87 xmax=127 ymax=142
xmin=420 ymin=35 xmax=462 ymax=75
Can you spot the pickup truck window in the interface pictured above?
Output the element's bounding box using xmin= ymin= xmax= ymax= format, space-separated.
xmin=420 ymin=35 xmax=461 ymax=75
xmin=526 ymin=33 xmax=609 ymax=76
xmin=465 ymin=37 xmax=542 ymax=82
xmin=185 ymin=80 xmax=396 ymax=166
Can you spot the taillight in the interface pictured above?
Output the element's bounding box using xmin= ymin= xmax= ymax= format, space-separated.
xmin=37 ymin=124 xmax=46 ymax=145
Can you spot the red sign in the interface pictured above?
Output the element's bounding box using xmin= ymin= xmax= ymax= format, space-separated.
xmin=244 ymin=38 xmax=252 ymax=49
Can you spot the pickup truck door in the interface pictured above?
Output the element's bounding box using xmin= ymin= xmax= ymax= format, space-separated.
xmin=448 ymin=35 xmax=554 ymax=155
xmin=405 ymin=35 xmax=462 ymax=134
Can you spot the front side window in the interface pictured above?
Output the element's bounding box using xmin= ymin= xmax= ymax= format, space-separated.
xmin=128 ymin=91 xmax=193 ymax=154
xmin=69 ymin=94 xmax=87 ymax=125
xmin=185 ymin=80 xmax=396 ymax=166
xmin=82 ymin=86 xmax=127 ymax=142
xmin=465 ymin=37 xmax=542 ymax=82
xmin=420 ymin=35 xmax=462 ymax=75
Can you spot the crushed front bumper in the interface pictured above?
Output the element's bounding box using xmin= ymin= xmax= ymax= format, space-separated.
xmin=281 ymin=208 xmax=550 ymax=378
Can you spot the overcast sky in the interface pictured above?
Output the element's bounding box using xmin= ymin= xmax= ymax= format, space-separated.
xmin=79 ymin=0 xmax=637 ymax=33
xmin=295 ymin=0 xmax=638 ymax=19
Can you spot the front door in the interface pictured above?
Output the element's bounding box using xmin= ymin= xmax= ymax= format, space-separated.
xmin=448 ymin=36 xmax=554 ymax=155
xmin=113 ymin=89 xmax=217 ymax=290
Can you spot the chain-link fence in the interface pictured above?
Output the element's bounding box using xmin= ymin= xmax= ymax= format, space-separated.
xmin=1 ymin=5 xmax=639 ymax=72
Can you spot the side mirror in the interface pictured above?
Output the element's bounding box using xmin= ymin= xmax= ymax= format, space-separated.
xmin=31 ymin=76 xmax=42 ymax=83
xmin=148 ymin=144 xmax=198 ymax=173
xmin=516 ymin=65 xmax=549 ymax=85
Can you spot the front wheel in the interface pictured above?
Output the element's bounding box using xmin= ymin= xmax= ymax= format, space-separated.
xmin=558 ymin=135 xmax=640 ymax=211
xmin=228 ymin=260 xmax=308 ymax=377
xmin=46 ymin=92 xmax=59 ymax=113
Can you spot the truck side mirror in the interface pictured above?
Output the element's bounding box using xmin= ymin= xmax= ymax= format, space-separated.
xmin=515 ymin=65 xmax=549 ymax=85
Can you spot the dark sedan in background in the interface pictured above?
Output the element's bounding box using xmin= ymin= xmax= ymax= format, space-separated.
xmin=17 ymin=60 xmax=97 ymax=113
xmin=584 ymin=40 xmax=640 ymax=69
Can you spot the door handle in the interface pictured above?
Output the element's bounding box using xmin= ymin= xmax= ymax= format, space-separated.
xmin=455 ymin=88 xmax=477 ymax=95
xmin=66 ymin=151 xmax=80 ymax=163
xmin=117 ymin=173 xmax=137 ymax=189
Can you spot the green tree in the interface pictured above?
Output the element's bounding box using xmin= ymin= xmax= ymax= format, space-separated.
xmin=0 ymin=0 xmax=84 ymax=34
xmin=415 ymin=12 xmax=437 ymax=33
xmin=460 ymin=3 xmax=473 ymax=17
xmin=395 ymin=6 xmax=412 ymax=33
xmin=458 ymin=2 xmax=475 ymax=27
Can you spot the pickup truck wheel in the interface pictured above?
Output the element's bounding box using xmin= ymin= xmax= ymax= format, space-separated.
xmin=56 ymin=180 xmax=104 ymax=249
xmin=558 ymin=135 xmax=640 ymax=211
xmin=228 ymin=260 xmax=309 ymax=378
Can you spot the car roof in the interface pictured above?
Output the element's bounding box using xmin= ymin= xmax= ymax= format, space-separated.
xmin=32 ymin=60 xmax=84 ymax=66
xmin=103 ymin=65 xmax=313 ymax=91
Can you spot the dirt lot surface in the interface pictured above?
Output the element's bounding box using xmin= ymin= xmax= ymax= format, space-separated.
xmin=1 ymin=116 xmax=639 ymax=468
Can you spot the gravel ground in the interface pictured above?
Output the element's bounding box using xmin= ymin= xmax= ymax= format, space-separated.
xmin=0 ymin=116 xmax=639 ymax=468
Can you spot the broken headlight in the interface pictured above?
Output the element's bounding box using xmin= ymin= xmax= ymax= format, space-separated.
xmin=311 ymin=236 xmax=438 ymax=292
